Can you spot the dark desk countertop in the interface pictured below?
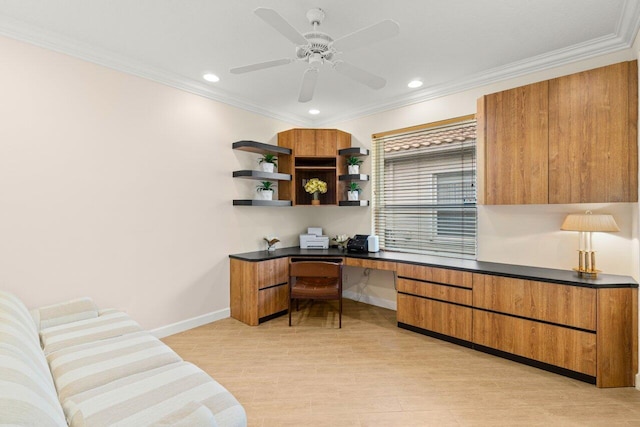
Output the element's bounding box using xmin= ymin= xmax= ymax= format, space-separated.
xmin=229 ymin=247 xmax=638 ymax=289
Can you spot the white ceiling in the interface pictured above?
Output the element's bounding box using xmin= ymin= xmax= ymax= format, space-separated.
xmin=0 ymin=0 xmax=639 ymax=126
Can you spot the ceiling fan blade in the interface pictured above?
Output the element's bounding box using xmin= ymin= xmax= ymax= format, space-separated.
xmin=254 ymin=8 xmax=308 ymax=46
xmin=333 ymin=61 xmax=386 ymax=89
xmin=298 ymin=68 xmax=319 ymax=103
xmin=332 ymin=20 xmax=400 ymax=52
xmin=230 ymin=58 xmax=293 ymax=74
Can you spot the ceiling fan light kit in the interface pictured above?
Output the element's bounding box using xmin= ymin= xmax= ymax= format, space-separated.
xmin=230 ymin=7 xmax=400 ymax=103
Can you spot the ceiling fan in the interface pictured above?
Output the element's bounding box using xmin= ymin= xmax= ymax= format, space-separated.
xmin=230 ymin=8 xmax=400 ymax=103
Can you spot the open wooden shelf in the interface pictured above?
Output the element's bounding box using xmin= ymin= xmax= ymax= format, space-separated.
xmin=233 ymin=200 xmax=292 ymax=207
xmin=339 ymin=200 xmax=370 ymax=206
xmin=232 ymin=170 xmax=291 ymax=181
xmin=339 ymin=147 xmax=369 ymax=156
xmin=232 ymin=140 xmax=291 ymax=155
xmin=339 ymin=174 xmax=369 ymax=181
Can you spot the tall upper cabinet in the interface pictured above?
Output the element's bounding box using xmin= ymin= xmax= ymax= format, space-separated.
xmin=477 ymin=60 xmax=638 ymax=205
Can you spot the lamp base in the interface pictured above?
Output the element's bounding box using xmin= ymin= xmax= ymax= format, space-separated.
xmin=573 ymin=268 xmax=601 ymax=279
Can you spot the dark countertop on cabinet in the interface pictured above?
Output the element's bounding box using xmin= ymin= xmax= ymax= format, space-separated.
xmin=229 ymin=247 xmax=638 ymax=289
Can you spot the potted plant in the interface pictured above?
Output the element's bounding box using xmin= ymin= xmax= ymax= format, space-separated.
xmin=258 ymin=154 xmax=278 ymax=173
xmin=304 ymin=178 xmax=327 ymax=205
xmin=347 ymin=182 xmax=361 ymax=201
xmin=346 ymin=156 xmax=363 ymax=174
xmin=256 ymin=181 xmax=274 ymax=200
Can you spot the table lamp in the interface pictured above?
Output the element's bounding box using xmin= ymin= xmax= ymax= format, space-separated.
xmin=561 ymin=210 xmax=619 ymax=278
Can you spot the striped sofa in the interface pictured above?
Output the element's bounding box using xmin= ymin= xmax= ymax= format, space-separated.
xmin=0 ymin=291 xmax=247 ymax=427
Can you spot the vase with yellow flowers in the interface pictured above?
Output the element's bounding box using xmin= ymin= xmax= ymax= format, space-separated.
xmin=304 ymin=178 xmax=327 ymax=205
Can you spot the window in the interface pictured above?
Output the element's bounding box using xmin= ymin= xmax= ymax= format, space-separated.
xmin=372 ymin=116 xmax=477 ymax=259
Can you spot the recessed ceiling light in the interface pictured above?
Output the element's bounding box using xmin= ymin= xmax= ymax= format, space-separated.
xmin=408 ymin=80 xmax=423 ymax=88
xmin=309 ymin=109 xmax=320 ymax=115
xmin=203 ymin=73 xmax=220 ymax=82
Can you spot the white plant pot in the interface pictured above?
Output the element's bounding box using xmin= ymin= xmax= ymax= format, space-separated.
xmin=257 ymin=190 xmax=273 ymax=200
xmin=262 ymin=163 xmax=275 ymax=173
xmin=347 ymin=191 xmax=359 ymax=201
xmin=348 ymin=165 xmax=359 ymax=175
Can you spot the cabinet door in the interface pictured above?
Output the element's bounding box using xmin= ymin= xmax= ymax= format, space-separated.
xmin=549 ymin=61 xmax=638 ymax=203
xmin=293 ymin=129 xmax=317 ymax=157
xmin=314 ymin=129 xmax=337 ymax=156
xmin=480 ymin=81 xmax=549 ymax=204
xmin=397 ymin=293 xmax=472 ymax=341
xmin=258 ymin=284 xmax=289 ymax=319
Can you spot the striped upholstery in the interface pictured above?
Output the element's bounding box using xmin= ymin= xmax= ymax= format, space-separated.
xmin=47 ymin=331 xmax=182 ymax=401
xmin=41 ymin=310 xmax=143 ymax=355
xmin=63 ymin=362 xmax=247 ymax=427
xmin=0 ymin=291 xmax=67 ymax=426
xmin=32 ymin=297 xmax=99 ymax=331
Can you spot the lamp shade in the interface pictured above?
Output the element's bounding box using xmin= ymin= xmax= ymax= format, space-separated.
xmin=561 ymin=212 xmax=620 ymax=232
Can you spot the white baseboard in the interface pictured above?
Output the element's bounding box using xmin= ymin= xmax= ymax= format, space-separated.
xmin=150 ymin=308 xmax=230 ymax=339
xmin=343 ymin=290 xmax=397 ymax=311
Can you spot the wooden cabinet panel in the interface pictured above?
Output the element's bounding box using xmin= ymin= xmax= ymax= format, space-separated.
xmin=315 ymin=129 xmax=337 ymax=156
xmin=256 ymin=257 xmax=289 ymax=289
xmin=258 ymin=284 xmax=289 ymax=319
xmin=397 ymin=293 xmax=472 ymax=341
xmin=397 ymin=263 xmax=472 ymax=288
xmin=473 ymin=274 xmax=596 ymax=331
xmin=230 ymin=258 xmax=288 ymax=326
xmin=397 ymin=278 xmax=472 ymax=305
xmin=345 ymin=258 xmax=396 ymax=271
xmin=473 ymin=310 xmax=596 ymax=376
xmin=549 ymin=61 xmax=638 ymax=203
xmin=293 ymin=129 xmax=317 ymax=157
xmin=596 ymin=288 xmax=637 ymax=387
xmin=482 ymin=81 xmax=549 ymax=205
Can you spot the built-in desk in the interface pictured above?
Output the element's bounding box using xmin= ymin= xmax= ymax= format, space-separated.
xmin=229 ymin=247 xmax=638 ymax=387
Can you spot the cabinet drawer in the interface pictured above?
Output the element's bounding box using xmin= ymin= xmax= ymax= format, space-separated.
xmin=473 ymin=274 xmax=596 ymax=330
xmin=258 ymin=284 xmax=289 ymax=319
xmin=473 ymin=309 xmax=596 ymax=376
xmin=346 ymin=258 xmax=396 ymax=271
xmin=397 ymin=293 xmax=472 ymax=341
xmin=397 ymin=263 xmax=472 ymax=288
xmin=397 ymin=278 xmax=472 ymax=305
xmin=257 ymin=258 xmax=289 ymax=290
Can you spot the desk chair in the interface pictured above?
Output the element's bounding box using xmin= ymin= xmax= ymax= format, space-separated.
xmin=289 ymin=260 xmax=343 ymax=328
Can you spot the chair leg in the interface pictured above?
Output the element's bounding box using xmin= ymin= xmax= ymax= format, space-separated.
xmin=339 ymin=297 xmax=342 ymax=328
xmin=288 ymin=297 xmax=292 ymax=327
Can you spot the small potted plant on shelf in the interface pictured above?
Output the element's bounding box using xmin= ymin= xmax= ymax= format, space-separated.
xmin=258 ymin=154 xmax=278 ymax=173
xmin=256 ymin=181 xmax=274 ymax=200
xmin=347 ymin=182 xmax=361 ymax=201
xmin=264 ymin=236 xmax=279 ymax=251
xmin=332 ymin=234 xmax=350 ymax=251
xmin=346 ymin=156 xmax=363 ymax=175
xmin=304 ymin=178 xmax=327 ymax=205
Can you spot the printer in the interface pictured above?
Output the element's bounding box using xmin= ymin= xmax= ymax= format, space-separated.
xmin=299 ymin=227 xmax=329 ymax=249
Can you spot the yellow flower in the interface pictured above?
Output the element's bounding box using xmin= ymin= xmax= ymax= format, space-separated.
xmin=304 ymin=178 xmax=328 ymax=194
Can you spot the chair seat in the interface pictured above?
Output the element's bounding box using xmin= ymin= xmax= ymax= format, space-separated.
xmin=288 ymin=260 xmax=343 ymax=328
xmin=290 ymin=278 xmax=339 ymax=300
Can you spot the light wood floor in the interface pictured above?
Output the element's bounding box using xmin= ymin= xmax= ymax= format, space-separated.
xmin=162 ymin=299 xmax=640 ymax=427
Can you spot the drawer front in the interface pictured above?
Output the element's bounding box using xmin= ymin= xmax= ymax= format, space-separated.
xmin=397 ymin=293 xmax=472 ymax=341
xmin=397 ymin=263 xmax=472 ymax=288
xmin=257 ymin=257 xmax=289 ymax=290
xmin=345 ymin=257 xmax=396 ymax=271
xmin=258 ymin=284 xmax=289 ymax=319
xmin=397 ymin=278 xmax=472 ymax=305
xmin=473 ymin=274 xmax=596 ymax=330
xmin=473 ymin=309 xmax=596 ymax=376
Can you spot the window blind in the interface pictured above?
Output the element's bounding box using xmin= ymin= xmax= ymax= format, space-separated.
xmin=372 ymin=118 xmax=477 ymax=259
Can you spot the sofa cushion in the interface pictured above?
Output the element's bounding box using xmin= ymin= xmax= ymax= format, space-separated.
xmin=48 ymin=331 xmax=182 ymax=400
xmin=32 ymin=297 xmax=99 ymax=331
xmin=64 ymin=362 xmax=247 ymax=427
xmin=0 ymin=349 xmax=67 ymax=426
xmin=40 ymin=310 xmax=143 ymax=355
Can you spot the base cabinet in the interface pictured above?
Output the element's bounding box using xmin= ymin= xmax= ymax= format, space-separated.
xmin=397 ymin=293 xmax=472 ymax=342
xmin=230 ymin=258 xmax=289 ymax=326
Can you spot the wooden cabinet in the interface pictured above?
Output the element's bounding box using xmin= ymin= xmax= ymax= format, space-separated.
xmin=396 ymin=264 xmax=473 ymax=342
xmin=345 ymin=257 xmax=396 ymax=271
xmin=548 ymin=61 xmax=638 ymax=203
xmin=230 ymin=257 xmax=289 ymax=326
xmin=278 ymin=128 xmax=351 ymax=205
xmin=477 ymin=82 xmax=549 ymax=204
xmin=477 ymin=60 xmax=638 ymax=205
xmin=471 ymin=273 xmax=637 ymax=387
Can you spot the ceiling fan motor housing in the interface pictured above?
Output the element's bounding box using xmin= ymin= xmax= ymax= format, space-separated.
xmin=296 ymin=32 xmax=335 ymax=62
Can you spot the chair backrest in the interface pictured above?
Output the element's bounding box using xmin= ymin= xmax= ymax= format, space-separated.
xmin=289 ymin=261 xmax=342 ymax=280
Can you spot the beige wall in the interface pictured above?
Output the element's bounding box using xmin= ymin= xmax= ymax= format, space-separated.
xmin=1 ymin=32 xmax=639 ymax=331
xmin=0 ymin=35 xmax=315 ymax=330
